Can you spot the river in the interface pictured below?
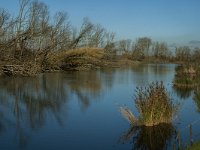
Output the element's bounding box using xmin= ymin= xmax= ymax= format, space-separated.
xmin=0 ymin=64 xmax=199 ymax=150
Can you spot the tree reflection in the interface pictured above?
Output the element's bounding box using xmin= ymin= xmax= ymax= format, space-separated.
xmin=132 ymin=64 xmax=169 ymax=75
xmin=0 ymin=71 xmax=115 ymax=127
xmin=66 ymin=70 xmax=114 ymax=110
xmin=0 ymin=71 xmax=115 ymax=147
xmin=0 ymin=74 xmax=70 ymax=148
xmin=193 ymin=87 xmax=200 ymax=112
xmin=0 ymin=74 xmax=69 ymax=127
xmin=120 ymin=124 xmax=175 ymax=150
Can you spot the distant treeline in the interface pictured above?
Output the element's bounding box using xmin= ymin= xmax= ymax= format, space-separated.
xmin=0 ymin=0 xmax=200 ymax=64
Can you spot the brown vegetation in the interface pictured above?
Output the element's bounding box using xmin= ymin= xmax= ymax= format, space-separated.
xmin=1 ymin=0 xmax=200 ymax=76
xmin=47 ymin=47 xmax=105 ymax=71
xmin=120 ymin=82 xmax=178 ymax=127
xmin=173 ymin=65 xmax=199 ymax=88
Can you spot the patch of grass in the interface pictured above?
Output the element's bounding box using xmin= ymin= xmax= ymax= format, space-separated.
xmin=120 ymin=82 xmax=178 ymax=126
xmin=173 ymin=65 xmax=198 ymax=88
xmin=173 ymin=76 xmax=197 ymax=88
xmin=65 ymin=47 xmax=105 ymax=58
xmin=46 ymin=47 xmax=105 ymax=70
xmin=187 ymin=141 xmax=200 ymax=150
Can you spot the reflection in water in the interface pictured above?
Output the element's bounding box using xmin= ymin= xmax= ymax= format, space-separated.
xmin=0 ymin=71 xmax=114 ymax=148
xmin=173 ymin=86 xmax=193 ymax=99
xmin=0 ymin=74 xmax=70 ymax=147
xmin=66 ymin=70 xmax=115 ymax=110
xmin=132 ymin=64 xmax=170 ymax=75
xmin=193 ymin=87 xmax=200 ymax=112
xmin=172 ymin=65 xmax=199 ymax=99
xmin=1 ymin=64 xmax=198 ymax=150
xmin=120 ymin=124 xmax=175 ymax=150
xmin=0 ymin=74 xmax=68 ymax=127
xmin=67 ymin=71 xmax=103 ymax=110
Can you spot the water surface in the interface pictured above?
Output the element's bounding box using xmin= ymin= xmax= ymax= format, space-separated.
xmin=0 ymin=64 xmax=200 ymax=150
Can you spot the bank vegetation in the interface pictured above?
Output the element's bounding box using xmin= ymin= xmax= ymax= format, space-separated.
xmin=0 ymin=0 xmax=200 ymax=76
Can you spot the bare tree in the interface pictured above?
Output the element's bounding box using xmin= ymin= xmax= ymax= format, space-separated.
xmin=86 ymin=24 xmax=105 ymax=48
xmin=175 ymin=46 xmax=191 ymax=61
xmin=131 ymin=37 xmax=152 ymax=60
xmin=28 ymin=0 xmax=49 ymax=35
xmin=104 ymin=32 xmax=115 ymax=51
xmin=47 ymin=11 xmax=70 ymax=51
xmin=118 ymin=39 xmax=131 ymax=52
xmin=41 ymin=11 xmax=72 ymax=68
xmin=0 ymin=9 xmax=10 ymax=32
xmin=0 ymin=9 xmax=11 ymax=43
xmin=0 ymin=9 xmax=23 ymax=60
xmin=152 ymin=42 xmax=169 ymax=58
xmin=13 ymin=0 xmax=30 ymax=59
xmin=69 ymin=18 xmax=93 ymax=49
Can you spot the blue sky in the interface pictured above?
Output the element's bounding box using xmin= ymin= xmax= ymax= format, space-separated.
xmin=1 ymin=0 xmax=200 ymax=44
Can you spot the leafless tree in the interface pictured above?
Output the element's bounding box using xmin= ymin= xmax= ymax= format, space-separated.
xmin=86 ymin=24 xmax=105 ymax=48
xmin=104 ymin=32 xmax=115 ymax=51
xmin=175 ymin=46 xmax=191 ymax=61
xmin=0 ymin=9 xmax=16 ymax=59
xmin=133 ymin=37 xmax=152 ymax=56
xmin=152 ymin=42 xmax=169 ymax=58
xmin=69 ymin=18 xmax=93 ymax=49
xmin=118 ymin=39 xmax=131 ymax=52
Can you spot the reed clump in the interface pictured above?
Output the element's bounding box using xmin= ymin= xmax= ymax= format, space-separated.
xmin=120 ymin=82 xmax=177 ymax=126
xmin=173 ymin=65 xmax=198 ymax=88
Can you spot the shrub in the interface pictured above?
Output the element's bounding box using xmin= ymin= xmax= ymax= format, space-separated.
xmin=135 ymin=82 xmax=176 ymax=126
xmin=173 ymin=65 xmax=198 ymax=88
xmin=120 ymin=82 xmax=177 ymax=126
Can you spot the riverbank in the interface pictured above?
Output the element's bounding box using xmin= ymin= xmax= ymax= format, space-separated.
xmin=0 ymin=48 xmax=140 ymax=76
xmin=1 ymin=47 xmax=194 ymax=77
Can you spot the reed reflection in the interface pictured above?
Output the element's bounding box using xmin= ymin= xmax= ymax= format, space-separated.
xmin=120 ymin=124 xmax=175 ymax=150
xmin=193 ymin=87 xmax=200 ymax=113
xmin=172 ymin=65 xmax=200 ymax=99
xmin=173 ymin=86 xmax=193 ymax=99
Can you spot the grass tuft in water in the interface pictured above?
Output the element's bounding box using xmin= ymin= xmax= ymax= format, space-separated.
xmin=173 ymin=65 xmax=198 ymax=88
xmin=120 ymin=81 xmax=178 ymax=126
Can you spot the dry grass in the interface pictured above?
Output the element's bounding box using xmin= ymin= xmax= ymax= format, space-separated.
xmin=120 ymin=82 xmax=177 ymax=126
xmin=62 ymin=47 xmax=105 ymax=70
xmin=173 ymin=65 xmax=198 ymax=88
xmin=119 ymin=107 xmax=138 ymax=125
xmin=65 ymin=47 xmax=105 ymax=59
xmin=46 ymin=47 xmax=105 ymax=71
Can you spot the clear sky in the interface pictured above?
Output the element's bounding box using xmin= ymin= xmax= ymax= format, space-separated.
xmin=1 ymin=0 xmax=200 ymax=44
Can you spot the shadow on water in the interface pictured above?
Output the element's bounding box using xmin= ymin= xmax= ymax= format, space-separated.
xmin=120 ymin=124 xmax=176 ymax=150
